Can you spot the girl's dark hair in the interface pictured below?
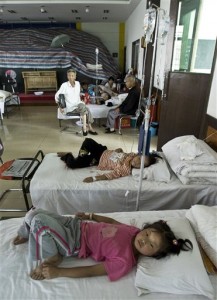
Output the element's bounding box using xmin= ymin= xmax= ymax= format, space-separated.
xmin=142 ymin=220 xmax=193 ymax=259
xmin=148 ymin=153 xmax=157 ymax=166
xmin=146 ymin=152 xmax=162 ymax=167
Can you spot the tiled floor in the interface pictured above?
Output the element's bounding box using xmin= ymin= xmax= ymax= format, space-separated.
xmin=0 ymin=105 xmax=157 ymax=218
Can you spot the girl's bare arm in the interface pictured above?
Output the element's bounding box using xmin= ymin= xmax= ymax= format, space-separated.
xmin=42 ymin=263 xmax=107 ymax=279
xmin=83 ymin=174 xmax=108 ymax=183
xmin=76 ymin=212 xmax=121 ymax=224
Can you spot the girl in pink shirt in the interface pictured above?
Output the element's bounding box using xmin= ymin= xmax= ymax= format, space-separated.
xmin=13 ymin=208 xmax=193 ymax=281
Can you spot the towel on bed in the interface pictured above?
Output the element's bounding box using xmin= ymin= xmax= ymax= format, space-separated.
xmin=162 ymin=135 xmax=217 ymax=184
xmin=177 ymin=136 xmax=204 ymax=160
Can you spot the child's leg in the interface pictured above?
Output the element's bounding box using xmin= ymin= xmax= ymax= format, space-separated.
xmin=61 ymin=152 xmax=93 ymax=168
xmin=14 ymin=208 xmax=75 ymax=245
xmin=28 ymin=212 xmax=80 ymax=280
xmin=81 ymin=113 xmax=87 ymax=133
xmin=13 ymin=236 xmax=28 ymax=245
xmin=79 ymin=138 xmax=107 ymax=161
xmin=13 ymin=207 xmax=43 ymax=245
xmin=30 ymin=253 xmax=63 ymax=280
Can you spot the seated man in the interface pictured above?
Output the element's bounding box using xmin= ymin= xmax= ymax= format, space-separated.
xmin=104 ymin=75 xmax=140 ymax=133
xmin=55 ymin=69 xmax=97 ymax=136
xmin=59 ymin=138 xmax=157 ymax=183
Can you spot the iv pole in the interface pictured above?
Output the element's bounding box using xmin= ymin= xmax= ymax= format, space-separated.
xmin=137 ymin=43 xmax=148 ymax=116
xmin=135 ymin=5 xmax=160 ymax=211
xmin=95 ymin=47 xmax=99 ymax=97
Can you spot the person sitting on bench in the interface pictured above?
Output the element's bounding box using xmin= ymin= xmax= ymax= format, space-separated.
xmin=55 ymin=69 xmax=97 ymax=136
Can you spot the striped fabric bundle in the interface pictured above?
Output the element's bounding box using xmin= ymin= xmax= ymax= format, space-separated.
xmin=0 ymin=28 xmax=118 ymax=80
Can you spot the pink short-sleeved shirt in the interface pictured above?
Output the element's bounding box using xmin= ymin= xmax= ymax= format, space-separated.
xmin=78 ymin=222 xmax=140 ymax=281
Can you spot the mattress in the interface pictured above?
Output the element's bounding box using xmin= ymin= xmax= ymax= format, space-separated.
xmin=0 ymin=209 xmax=216 ymax=300
xmin=30 ymin=153 xmax=217 ymax=215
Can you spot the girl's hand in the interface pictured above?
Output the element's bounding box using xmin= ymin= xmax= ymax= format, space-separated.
xmin=76 ymin=212 xmax=90 ymax=220
xmin=83 ymin=176 xmax=94 ymax=183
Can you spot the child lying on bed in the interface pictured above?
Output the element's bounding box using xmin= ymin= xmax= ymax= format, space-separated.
xmin=59 ymin=138 xmax=158 ymax=182
xmin=13 ymin=208 xmax=193 ymax=281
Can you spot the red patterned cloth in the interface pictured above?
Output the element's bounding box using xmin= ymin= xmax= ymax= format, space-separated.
xmin=0 ymin=160 xmax=14 ymax=180
xmin=97 ymin=150 xmax=136 ymax=180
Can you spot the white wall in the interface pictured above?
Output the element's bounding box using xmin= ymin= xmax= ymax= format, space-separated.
xmin=125 ymin=0 xmax=147 ymax=79
xmin=81 ymin=23 xmax=119 ymax=66
xmin=207 ymin=51 xmax=217 ymax=118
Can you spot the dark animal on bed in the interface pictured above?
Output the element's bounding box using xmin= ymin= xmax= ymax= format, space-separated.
xmin=13 ymin=208 xmax=193 ymax=281
xmin=58 ymin=138 xmax=158 ymax=182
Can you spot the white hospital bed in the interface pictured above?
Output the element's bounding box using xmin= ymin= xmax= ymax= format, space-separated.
xmin=0 ymin=208 xmax=216 ymax=300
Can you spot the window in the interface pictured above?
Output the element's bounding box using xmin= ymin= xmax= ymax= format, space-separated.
xmin=131 ymin=39 xmax=140 ymax=75
xmin=172 ymin=0 xmax=216 ymax=73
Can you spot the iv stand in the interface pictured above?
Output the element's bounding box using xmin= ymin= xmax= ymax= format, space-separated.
xmin=95 ymin=47 xmax=99 ymax=97
xmin=135 ymin=6 xmax=160 ymax=211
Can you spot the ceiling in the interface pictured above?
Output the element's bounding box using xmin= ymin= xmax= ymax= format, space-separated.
xmin=0 ymin=0 xmax=143 ymax=24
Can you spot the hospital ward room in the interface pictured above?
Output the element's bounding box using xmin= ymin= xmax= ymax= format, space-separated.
xmin=0 ymin=0 xmax=217 ymax=299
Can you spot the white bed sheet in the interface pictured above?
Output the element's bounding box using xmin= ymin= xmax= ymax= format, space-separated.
xmin=0 ymin=209 xmax=216 ymax=300
xmin=87 ymin=104 xmax=118 ymax=119
xmin=30 ymin=153 xmax=217 ymax=215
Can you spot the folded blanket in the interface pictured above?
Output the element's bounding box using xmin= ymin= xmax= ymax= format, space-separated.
xmin=162 ymin=135 xmax=217 ymax=185
xmin=177 ymin=173 xmax=217 ymax=185
xmin=176 ymin=162 xmax=217 ymax=177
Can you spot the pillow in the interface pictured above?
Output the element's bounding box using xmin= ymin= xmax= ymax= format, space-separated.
xmin=186 ymin=205 xmax=217 ymax=268
xmin=132 ymin=158 xmax=171 ymax=183
xmin=135 ymin=218 xmax=214 ymax=299
xmin=162 ymin=135 xmax=202 ymax=157
xmin=198 ymin=244 xmax=217 ymax=275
